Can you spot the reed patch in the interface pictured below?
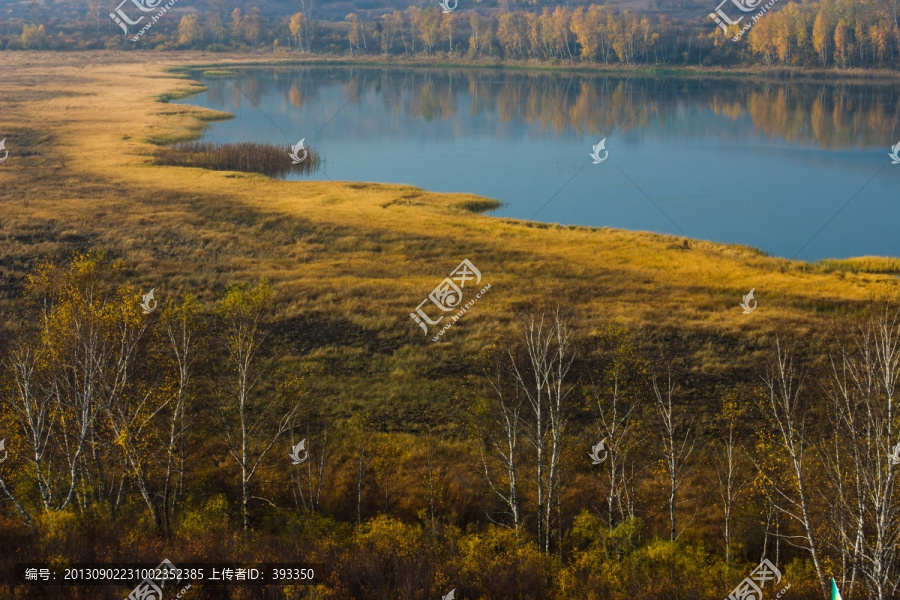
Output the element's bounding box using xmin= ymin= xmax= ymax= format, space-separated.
xmin=153 ymin=141 xmax=321 ymax=178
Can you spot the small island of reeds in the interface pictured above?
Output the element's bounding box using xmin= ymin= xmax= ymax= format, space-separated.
xmin=153 ymin=141 xmax=321 ymax=178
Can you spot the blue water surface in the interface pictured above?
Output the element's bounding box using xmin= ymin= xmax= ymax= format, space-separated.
xmin=176 ymin=67 xmax=900 ymax=260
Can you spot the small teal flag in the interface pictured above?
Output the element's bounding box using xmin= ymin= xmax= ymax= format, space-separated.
xmin=831 ymin=578 xmax=843 ymax=600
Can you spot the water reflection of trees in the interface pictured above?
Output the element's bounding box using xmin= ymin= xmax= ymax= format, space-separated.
xmin=198 ymin=68 xmax=900 ymax=148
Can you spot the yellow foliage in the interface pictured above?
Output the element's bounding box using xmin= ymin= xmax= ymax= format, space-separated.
xmin=354 ymin=514 xmax=423 ymax=558
xmin=178 ymin=495 xmax=232 ymax=541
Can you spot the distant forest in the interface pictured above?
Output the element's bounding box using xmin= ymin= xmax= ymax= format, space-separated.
xmin=3 ymin=0 xmax=900 ymax=69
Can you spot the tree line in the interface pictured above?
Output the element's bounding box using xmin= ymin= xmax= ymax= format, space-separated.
xmin=740 ymin=0 xmax=900 ymax=68
xmin=1 ymin=252 xmax=900 ymax=599
xmin=5 ymin=0 xmax=900 ymax=70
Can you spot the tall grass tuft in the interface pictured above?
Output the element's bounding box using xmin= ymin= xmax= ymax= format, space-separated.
xmin=818 ymin=256 xmax=900 ymax=274
xmin=153 ymin=141 xmax=321 ymax=178
xmin=456 ymin=198 xmax=503 ymax=213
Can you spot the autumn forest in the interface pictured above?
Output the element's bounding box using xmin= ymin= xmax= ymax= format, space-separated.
xmin=0 ymin=249 xmax=899 ymax=599
xmin=4 ymin=0 xmax=900 ymax=70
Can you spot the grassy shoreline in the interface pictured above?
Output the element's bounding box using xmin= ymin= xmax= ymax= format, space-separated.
xmin=1 ymin=50 xmax=898 ymax=422
xmin=163 ymin=52 xmax=900 ymax=82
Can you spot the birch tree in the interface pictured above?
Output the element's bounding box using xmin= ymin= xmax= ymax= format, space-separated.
xmin=714 ymin=392 xmax=749 ymax=564
xmin=653 ymin=367 xmax=694 ymax=542
xmin=216 ymin=282 xmax=300 ymax=531
xmin=346 ymin=412 xmax=375 ymax=526
xmin=758 ymin=340 xmax=828 ymax=599
xmin=821 ymin=306 xmax=900 ymax=600
xmin=289 ymin=12 xmax=306 ymax=52
xmin=291 ymin=413 xmax=332 ymax=516
xmin=587 ymin=325 xmax=648 ymax=532
xmin=474 ymin=348 xmax=524 ymax=538
xmin=97 ymin=289 xmax=161 ymax=529
xmin=0 ymin=253 xmax=159 ymax=524
xmin=159 ymin=293 xmax=202 ymax=533
xmin=509 ymin=309 xmax=576 ymax=553
xmin=1 ymin=345 xmax=50 ymax=524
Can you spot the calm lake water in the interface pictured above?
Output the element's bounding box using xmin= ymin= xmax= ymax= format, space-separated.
xmin=176 ymin=67 xmax=900 ymax=260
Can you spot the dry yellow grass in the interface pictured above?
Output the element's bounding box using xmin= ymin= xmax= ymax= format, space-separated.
xmin=0 ymin=51 xmax=896 ymax=411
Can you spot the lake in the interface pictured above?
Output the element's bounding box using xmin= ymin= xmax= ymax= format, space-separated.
xmin=176 ymin=67 xmax=900 ymax=260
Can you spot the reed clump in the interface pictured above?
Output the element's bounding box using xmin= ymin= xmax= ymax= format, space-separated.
xmin=456 ymin=198 xmax=503 ymax=213
xmin=818 ymin=256 xmax=900 ymax=274
xmin=153 ymin=141 xmax=321 ymax=178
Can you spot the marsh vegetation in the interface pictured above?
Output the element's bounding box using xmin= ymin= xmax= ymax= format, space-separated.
xmin=153 ymin=141 xmax=322 ymax=178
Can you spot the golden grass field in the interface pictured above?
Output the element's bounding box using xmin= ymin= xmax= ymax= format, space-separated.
xmin=1 ymin=50 xmax=897 ymax=423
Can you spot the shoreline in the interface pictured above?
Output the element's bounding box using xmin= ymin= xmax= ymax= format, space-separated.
xmin=162 ymin=52 xmax=900 ymax=83
xmin=161 ymin=55 xmax=900 ymax=266
xmin=1 ymin=50 xmax=896 ymax=334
